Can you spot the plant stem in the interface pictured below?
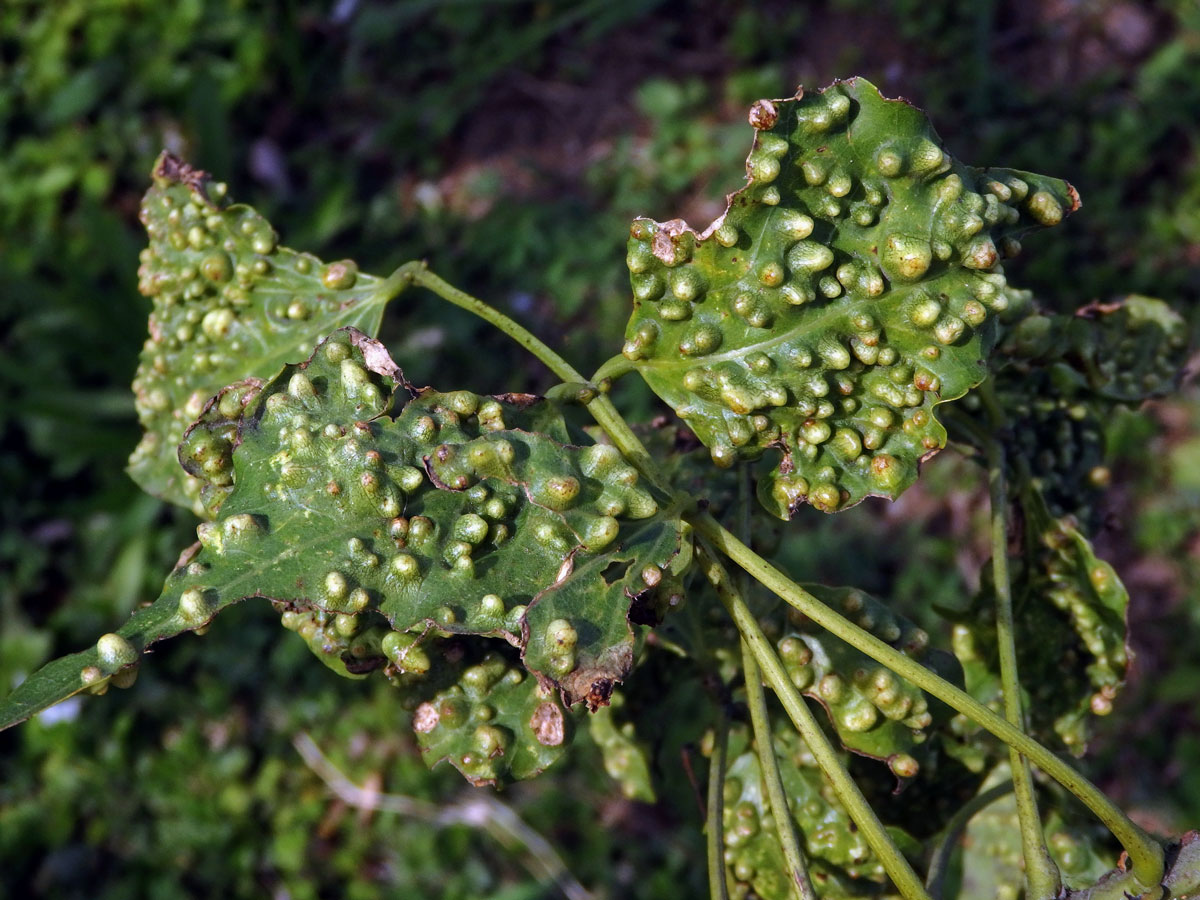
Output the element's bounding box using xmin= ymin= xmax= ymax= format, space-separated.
xmin=700 ymin=545 xmax=931 ymax=900
xmin=987 ymin=440 xmax=1061 ymax=899
xmin=691 ymin=512 xmax=1165 ymax=889
xmin=403 ymin=264 xmax=672 ymax=493
xmin=591 ymin=353 xmax=638 ymax=385
xmin=708 ymin=701 xmax=732 ymax=900
xmin=925 ymin=780 xmax=1014 ymax=899
xmin=741 ymin=640 xmax=818 ymax=900
xmin=735 ymin=468 xmax=816 ymax=900
xmin=401 ymin=263 xmax=585 ymax=386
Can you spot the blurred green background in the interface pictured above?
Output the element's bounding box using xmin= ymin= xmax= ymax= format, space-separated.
xmin=1 ymin=1 xmax=1198 ymax=897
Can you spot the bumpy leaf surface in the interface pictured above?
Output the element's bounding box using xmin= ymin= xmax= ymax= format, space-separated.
xmin=775 ymin=585 xmax=962 ymax=775
xmin=586 ymin=693 xmax=656 ymax=802
xmin=953 ymin=492 xmax=1129 ymax=755
xmin=721 ymin=724 xmax=919 ymax=899
xmin=952 ymin=766 xmax=1115 ymax=899
xmin=131 ymin=152 xmax=404 ymax=515
xmin=1 ymin=329 xmax=690 ymax=740
xmin=623 ymin=78 xmax=1077 ymax=515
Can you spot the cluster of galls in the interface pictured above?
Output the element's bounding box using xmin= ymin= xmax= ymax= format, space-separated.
xmin=409 ymin=649 xmax=569 ymax=785
xmin=623 ymin=78 xmax=1075 ymax=515
xmin=722 ymin=724 xmax=892 ymax=899
xmin=159 ymin=330 xmax=688 ymax=778
xmin=770 ymin=586 xmax=947 ymax=777
xmin=130 ymin=152 xmax=382 ymax=515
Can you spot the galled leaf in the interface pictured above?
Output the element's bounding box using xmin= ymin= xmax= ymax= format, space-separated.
xmin=952 ymin=490 xmax=1129 ymax=756
xmin=775 ymin=585 xmax=962 ymax=776
xmin=623 ymin=77 xmax=1077 ymax=515
xmin=721 ymin=723 xmax=921 ymax=898
xmin=1 ymin=328 xmax=690 ymax=736
xmin=130 ymin=152 xmax=407 ymax=515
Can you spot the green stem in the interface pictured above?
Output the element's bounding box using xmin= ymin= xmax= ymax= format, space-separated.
xmin=405 ymin=264 xmax=671 ymax=494
xmin=402 ymin=264 xmax=585 ymax=386
xmin=591 ymin=353 xmax=638 ymax=385
xmin=987 ymin=440 xmax=1061 ymax=899
xmin=708 ymin=701 xmax=732 ymax=900
xmin=925 ymin=780 xmax=1014 ymax=899
xmin=735 ymin=468 xmax=815 ymax=900
xmin=691 ymin=512 xmax=1164 ymax=889
xmin=741 ymin=640 xmax=817 ymax=900
xmin=700 ymin=545 xmax=930 ymax=900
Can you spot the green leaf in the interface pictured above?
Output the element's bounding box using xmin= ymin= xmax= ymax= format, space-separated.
xmin=1 ymin=328 xmax=691 ymax=734
xmin=776 ymin=585 xmax=962 ymax=775
xmin=1002 ymin=295 xmax=1187 ymax=404
xmin=952 ymin=490 xmax=1129 ymax=756
xmin=411 ymin=648 xmax=572 ymax=786
xmin=947 ymin=765 xmax=1116 ymax=900
xmin=129 ymin=152 xmax=406 ymax=516
xmin=722 ymin=722 xmax=920 ymax=898
xmin=587 ymin=692 xmax=656 ymax=802
xmin=623 ymin=78 xmax=1077 ymax=515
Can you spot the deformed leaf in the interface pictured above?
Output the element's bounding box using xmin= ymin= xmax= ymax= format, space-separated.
xmin=586 ymin=692 xmax=656 ymax=802
xmin=411 ymin=649 xmax=571 ymax=786
xmin=1 ymin=329 xmax=691 ymax=733
xmin=1002 ymin=295 xmax=1187 ymax=404
xmin=722 ymin=722 xmax=920 ymax=899
xmin=952 ymin=490 xmax=1129 ymax=755
xmin=948 ymin=764 xmax=1116 ymax=900
xmin=130 ymin=152 xmax=407 ymax=515
xmin=623 ymin=77 xmax=1077 ymax=515
xmin=775 ymin=585 xmax=962 ymax=775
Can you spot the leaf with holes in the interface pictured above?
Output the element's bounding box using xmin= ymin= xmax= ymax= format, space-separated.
xmin=623 ymin=77 xmax=1077 ymax=515
xmin=130 ymin=152 xmax=408 ymax=516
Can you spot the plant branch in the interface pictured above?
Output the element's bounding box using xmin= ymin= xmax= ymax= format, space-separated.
xmin=293 ymin=732 xmax=593 ymax=900
xmin=699 ymin=544 xmax=930 ymax=900
xmin=925 ymin=780 xmax=1015 ymax=898
xmin=591 ymin=353 xmax=638 ymax=385
xmin=691 ymin=511 xmax=1165 ymax=889
xmin=742 ymin=640 xmax=818 ymax=900
xmin=987 ymin=439 xmax=1061 ymax=899
xmin=708 ymin=701 xmax=732 ymax=900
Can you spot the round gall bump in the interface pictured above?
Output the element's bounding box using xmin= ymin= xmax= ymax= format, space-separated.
xmin=890 ymin=754 xmax=920 ymax=778
xmin=632 ymin=273 xmax=665 ymax=302
xmin=96 ymin=633 xmax=138 ymax=670
xmin=671 ymin=268 xmax=705 ymax=302
xmin=710 ymin=444 xmax=737 ymax=468
xmin=882 ymin=234 xmax=933 ymax=282
xmin=454 ymin=513 xmax=490 ymax=545
xmin=962 ymin=236 xmax=998 ymax=270
xmin=869 ymin=454 xmax=903 ymax=491
xmin=748 ymin=153 xmax=780 ymax=184
xmin=787 ymin=241 xmax=834 ymax=272
xmin=81 ymin=665 xmax=105 ymax=687
xmin=758 ymin=261 xmax=784 ymax=286
xmin=747 ymin=99 xmax=778 ymax=130
xmin=934 ymin=316 xmax=966 ymax=345
xmin=800 ymin=419 xmax=832 ymax=445
xmin=714 ymin=222 xmax=739 ymax=247
xmin=680 ymin=323 xmax=722 ymax=356
xmin=390 ymin=553 xmax=420 ymax=580
xmin=875 ymin=148 xmax=904 ymax=177
xmin=321 ymin=260 xmax=358 ymax=290
xmin=1027 ymin=190 xmax=1064 ymax=226
xmin=583 ymin=515 xmax=620 ymax=551
xmin=909 ymin=297 xmax=941 ymax=328
xmin=841 ymin=703 xmax=878 ymax=732
xmin=776 ymin=210 xmax=814 ymax=241
xmin=324 ymin=570 xmax=349 ymax=601
xmin=201 ymin=251 xmax=233 ymax=283
xmin=178 ymin=587 xmax=214 ymax=626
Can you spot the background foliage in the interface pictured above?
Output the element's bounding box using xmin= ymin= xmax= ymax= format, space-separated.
xmin=1 ymin=1 xmax=1198 ymax=896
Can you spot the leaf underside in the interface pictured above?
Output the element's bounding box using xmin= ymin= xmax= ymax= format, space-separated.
xmin=130 ymin=152 xmax=400 ymax=516
xmin=624 ymin=77 xmax=1077 ymax=516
